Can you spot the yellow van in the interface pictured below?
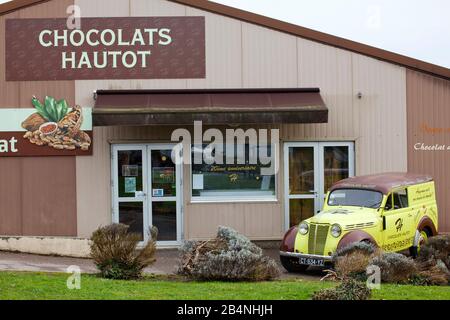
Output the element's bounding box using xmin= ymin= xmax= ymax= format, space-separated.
xmin=280 ymin=172 xmax=438 ymax=272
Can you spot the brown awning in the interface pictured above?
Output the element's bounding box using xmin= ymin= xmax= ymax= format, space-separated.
xmin=93 ymin=88 xmax=328 ymax=126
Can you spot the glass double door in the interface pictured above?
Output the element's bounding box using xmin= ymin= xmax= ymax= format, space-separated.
xmin=284 ymin=142 xmax=354 ymax=229
xmin=112 ymin=144 xmax=182 ymax=245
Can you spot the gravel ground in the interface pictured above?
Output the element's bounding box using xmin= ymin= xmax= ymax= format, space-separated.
xmin=0 ymin=249 xmax=323 ymax=280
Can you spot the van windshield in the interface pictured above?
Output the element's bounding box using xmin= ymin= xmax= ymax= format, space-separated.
xmin=328 ymin=189 xmax=383 ymax=208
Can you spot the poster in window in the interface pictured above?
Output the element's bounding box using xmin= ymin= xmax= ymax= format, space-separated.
xmin=152 ymin=189 xmax=164 ymax=197
xmin=260 ymin=176 xmax=271 ymax=190
xmin=192 ymin=174 xmax=204 ymax=190
xmin=122 ymin=165 xmax=139 ymax=177
xmin=124 ymin=177 xmax=137 ymax=193
xmin=152 ymin=167 xmax=175 ymax=184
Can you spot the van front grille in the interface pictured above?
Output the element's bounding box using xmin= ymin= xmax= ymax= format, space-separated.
xmin=308 ymin=223 xmax=330 ymax=255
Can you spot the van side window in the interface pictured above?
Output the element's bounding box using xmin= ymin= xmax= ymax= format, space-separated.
xmin=393 ymin=188 xmax=408 ymax=209
xmin=384 ymin=194 xmax=393 ymax=211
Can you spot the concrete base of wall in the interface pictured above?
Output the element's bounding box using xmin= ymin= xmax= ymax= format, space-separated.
xmin=253 ymin=240 xmax=281 ymax=249
xmin=0 ymin=236 xmax=283 ymax=258
xmin=0 ymin=236 xmax=91 ymax=258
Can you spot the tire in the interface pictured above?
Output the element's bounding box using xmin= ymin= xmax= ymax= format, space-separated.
xmin=409 ymin=229 xmax=431 ymax=258
xmin=280 ymin=255 xmax=309 ymax=273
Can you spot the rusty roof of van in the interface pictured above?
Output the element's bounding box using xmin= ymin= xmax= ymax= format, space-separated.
xmin=1 ymin=0 xmax=450 ymax=80
xmin=329 ymin=172 xmax=433 ymax=194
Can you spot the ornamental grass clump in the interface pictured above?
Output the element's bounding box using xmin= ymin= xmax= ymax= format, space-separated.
xmin=312 ymin=278 xmax=371 ymax=300
xmin=368 ymin=252 xmax=417 ymax=284
xmin=413 ymin=235 xmax=450 ymax=286
xmin=417 ymin=234 xmax=450 ymax=270
xmin=332 ymin=241 xmax=377 ymax=260
xmin=90 ymin=223 xmax=158 ymax=280
xmin=331 ymin=242 xmax=379 ymax=281
xmin=178 ymin=226 xmax=280 ymax=281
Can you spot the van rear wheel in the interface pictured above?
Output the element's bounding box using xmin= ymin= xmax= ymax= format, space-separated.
xmin=280 ymin=255 xmax=309 ymax=273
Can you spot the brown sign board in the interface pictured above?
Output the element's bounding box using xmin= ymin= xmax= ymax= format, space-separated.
xmin=5 ymin=17 xmax=206 ymax=81
xmin=0 ymin=131 xmax=93 ymax=156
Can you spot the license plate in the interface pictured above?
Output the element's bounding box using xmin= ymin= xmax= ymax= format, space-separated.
xmin=299 ymin=257 xmax=325 ymax=266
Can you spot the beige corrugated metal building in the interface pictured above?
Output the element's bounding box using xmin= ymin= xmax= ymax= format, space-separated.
xmin=0 ymin=0 xmax=449 ymax=255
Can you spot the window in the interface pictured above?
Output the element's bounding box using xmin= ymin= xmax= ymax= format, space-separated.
xmin=385 ymin=188 xmax=408 ymax=211
xmin=385 ymin=195 xmax=393 ymax=210
xmin=191 ymin=144 xmax=276 ymax=201
xmin=327 ymin=189 xmax=383 ymax=208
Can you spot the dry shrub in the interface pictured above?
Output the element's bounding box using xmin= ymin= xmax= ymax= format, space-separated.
xmin=417 ymin=234 xmax=450 ymax=270
xmin=411 ymin=234 xmax=450 ymax=286
xmin=411 ymin=263 xmax=450 ymax=286
xmin=333 ymin=241 xmax=377 ymax=260
xmin=178 ymin=226 xmax=279 ymax=281
xmin=334 ymin=251 xmax=373 ymax=280
xmin=369 ymin=252 xmax=417 ymax=283
xmin=312 ymin=278 xmax=371 ymax=300
xmin=90 ymin=223 xmax=157 ymax=280
xmin=332 ymin=242 xmax=379 ymax=280
xmin=327 ymin=236 xmax=449 ymax=286
xmin=415 ymin=235 xmax=450 ymax=286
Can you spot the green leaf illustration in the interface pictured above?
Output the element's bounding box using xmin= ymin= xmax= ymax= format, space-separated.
xmin=55 ymin=101 xmax=63 ymax=121
xmin=57 ymin=99 xmax=69 ymax=120
xmin=44 ymin=96 xmax=58 ymax=122
xmin=31 ymin=96 xmax=50 ymax=121
xmin=31 ymin=96 xmax=70 ymax=123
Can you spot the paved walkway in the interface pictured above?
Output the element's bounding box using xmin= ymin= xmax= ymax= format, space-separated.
xmin=0 ymin=249 xmax=323 ymax=280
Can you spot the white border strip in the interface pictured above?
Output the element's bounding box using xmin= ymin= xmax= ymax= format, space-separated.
xmin=0 ymin=108 xmax=92 ymax=132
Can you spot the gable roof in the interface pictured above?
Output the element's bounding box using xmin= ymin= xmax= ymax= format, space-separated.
xmin=1 ymin=0 xmax=449 ymax=80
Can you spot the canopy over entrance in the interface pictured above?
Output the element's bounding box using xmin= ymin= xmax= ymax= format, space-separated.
xmin=93 ymin=88 xmax=328 ymax=126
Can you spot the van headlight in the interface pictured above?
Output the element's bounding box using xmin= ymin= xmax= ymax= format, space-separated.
xmin=298 ymin=222 xmax=309 ymax=235
xmin=330 ymin=224 xmax=342 ymax=238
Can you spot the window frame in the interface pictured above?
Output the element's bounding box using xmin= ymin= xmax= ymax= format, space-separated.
xmin=189 ymin=144 xmax=278 ymax=203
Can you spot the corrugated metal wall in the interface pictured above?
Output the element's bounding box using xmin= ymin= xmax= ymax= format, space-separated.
xmin=74 ymin=0 xmax=408 ymax=239
xmin=407 ymin=70 xmax=450 ymax=233
xmin=0 ymin=0 xmax=78 ymax=237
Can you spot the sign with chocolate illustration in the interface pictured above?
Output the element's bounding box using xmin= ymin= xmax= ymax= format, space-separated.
xmin=5 ymin=17 xmax=205 ymax=81
xmin=0 ymin=96 xmax=92 ymax=157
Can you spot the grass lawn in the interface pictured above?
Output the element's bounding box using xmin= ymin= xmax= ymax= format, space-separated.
xmin=0 ymin=271 xmax=448 ymax=300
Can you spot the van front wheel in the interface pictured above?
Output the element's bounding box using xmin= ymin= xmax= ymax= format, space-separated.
xmin=280 ymin=255 xmax=309 ymax=273
xmin=409 ymin=229 xmax=430 ymax=258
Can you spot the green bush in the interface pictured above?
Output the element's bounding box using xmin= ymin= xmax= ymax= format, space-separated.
xmin=312 ymin=278 xmax=371 ymax=300
xmin=90 ymin=223 xmax=157 ymax=280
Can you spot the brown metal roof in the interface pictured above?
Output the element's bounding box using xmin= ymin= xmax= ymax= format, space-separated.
xmin=93 ymin=88 xmax=328 ymax=126
xmin=1 ymin=0 xmax=449 ymax=80
xmin=0 ymin=0 xmax=48 ymax=15
xmin=329 ymin=172 xmax=433 ymax=195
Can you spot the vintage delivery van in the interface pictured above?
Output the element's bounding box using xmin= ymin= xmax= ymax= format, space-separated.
xmin=280 ymin=173 xmax=439 ymax=272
